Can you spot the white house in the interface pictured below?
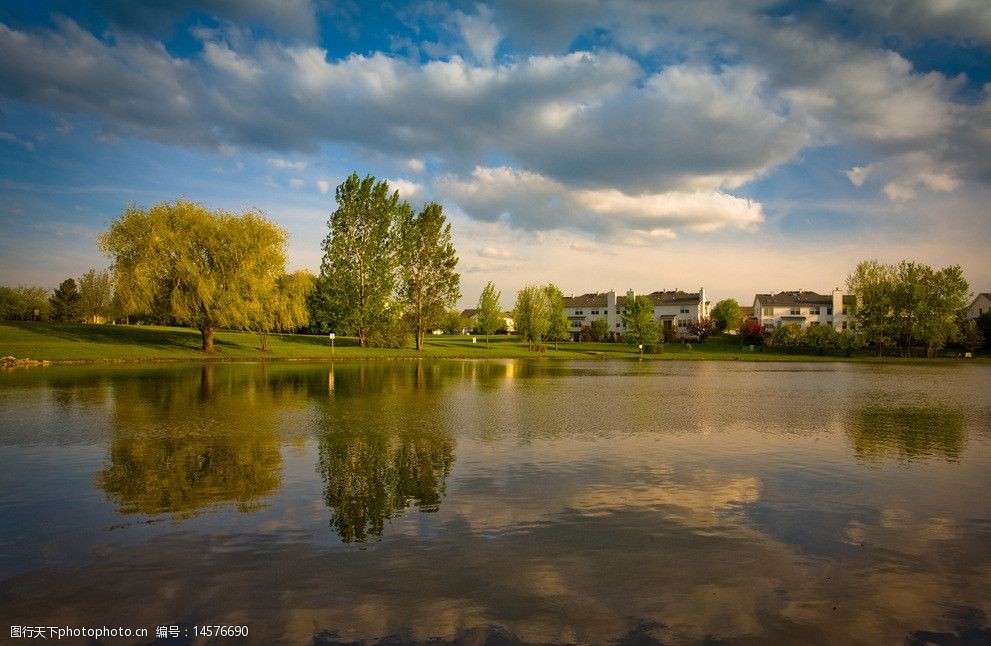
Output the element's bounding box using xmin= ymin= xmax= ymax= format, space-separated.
xmin=460 ymin=309 xmax=515 ymax=333
xmin=752 ymin=289 xmax=855 ymax=331
xmin=968 ymin=293 xmax=991 ymax=320
xmin=563 ymin=288 xmax=710 ymax=340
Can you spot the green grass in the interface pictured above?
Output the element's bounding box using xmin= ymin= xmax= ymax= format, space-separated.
xmin=0 ymin=321 xmax=986 ymax=365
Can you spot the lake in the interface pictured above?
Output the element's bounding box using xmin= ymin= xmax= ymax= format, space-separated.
xmin=0 ymin=360 xmax=989 ymax=644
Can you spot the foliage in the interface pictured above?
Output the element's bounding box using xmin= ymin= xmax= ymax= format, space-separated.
xmin=99 ymin=198 xmax=288 ymax=352
xmin=771 ymin=323 xmax=804 ymax=351
xmin=250 ymin=271 xmax=315 ymax=351
xmin=544 ymin=284 xmax=570 ymax=350
xmin=804 ymin=324 xmax=839 ymax=354
xmin=688 ymin=316 xmax=714 ymax=342
xmin=50 ymin=278 xmax=83 ymax=322
xmin=976 ymin=312 xmax=991 ymax=350
xmin=78 ymin=268 xmax=113 ymax=323
xmin=440 ymin=309 xmax=468 ymax=335
xmin=318 ymin=173 xmax=402 ymax=347
xmin=711 ymin=299 xmax=743 ymax=332
xmin=476 ymin=281 xmax=503 ymax=347
xmin=622 ymin=291 xmax=661 ymax=350
xmin=590 ymin=317 xmax=609 ymax=342
xmin=397 ymin=202 xmax=461 ymax=351
xmin=513 ymin=284 xmax=550 ymax=351
xmin=848 ymin=260 xmax=970 ymax=358
xmin=739 ymin=318 xmax=764 ymax=345
xmin=957 ymin=319 xmax=984 ymax=353
xmin=0 ymin=285 xmax=50 ymax=321
xmin=836 ymin=330 xmax=861 ymax=357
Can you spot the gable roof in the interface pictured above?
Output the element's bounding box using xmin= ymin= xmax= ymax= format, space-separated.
xmin=755 ymin=291 xmax=855 ymax=306
xmin=562 ymin=293 xmax=608 ymax=308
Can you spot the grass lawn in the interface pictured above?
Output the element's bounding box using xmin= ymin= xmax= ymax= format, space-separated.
xmin=0 ymin=321 xmax=985 ymax=365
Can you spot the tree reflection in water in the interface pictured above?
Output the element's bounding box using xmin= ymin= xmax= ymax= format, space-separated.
xmin=847 ymin=403 xmax=967 ymax=462
xmin=317 ymin=363 xmax=456 ymax=543
xmin=96 ymin=364 xmax=287 ymax=519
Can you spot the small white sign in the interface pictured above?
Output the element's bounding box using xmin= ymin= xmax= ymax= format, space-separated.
xmin=328 ymin=333 xmax=336 ymax=340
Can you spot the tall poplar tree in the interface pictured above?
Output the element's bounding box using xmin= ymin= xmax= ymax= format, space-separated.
xmin=319 ymin=174 xmax=401 ymax=347
xmin=476 ymin=282 xmax=503 ymax=348
xmin=397 ymin=202 xmax=461 ymax=351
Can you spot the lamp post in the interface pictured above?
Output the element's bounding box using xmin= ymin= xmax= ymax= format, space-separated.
xmin=638 ymin=343 xmax=643 ymax=358
xmin=329 ymin=332 xmax=335 ymax=355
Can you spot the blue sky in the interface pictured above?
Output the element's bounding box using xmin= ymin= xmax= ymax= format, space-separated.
xmin=1 ymin=0 xmax=989 ymax=306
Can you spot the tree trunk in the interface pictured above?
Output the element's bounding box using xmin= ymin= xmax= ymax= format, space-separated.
xmin=416 ymin=329 xmax=424 ymax=351
xmin=201 ymin=326 xmax=216 ymax=352
xmin=258 ymin=332 xmax=269 ymax=352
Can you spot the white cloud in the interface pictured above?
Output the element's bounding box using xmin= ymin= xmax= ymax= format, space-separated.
xmin=388 ymin=178 xmax=423 ymax=200
xmin=477 ymin=246 xmax=518 ymax=260
xmin=289 ymin=177 xmax=304 ymax=188
xmin=455 ymin=5 xmax=502 ymax=64
xmin=267 ymin=157 xmax=306 ymax=170
xmin=202 ymin=41 xmax=259 ymax=81
xmin=316 ymin=179 xmax=330 ymax=194
xmin=405 ymin=158 xmax=426 ymax=173
xmin=440 ymin=166 xmax=764 ymax=237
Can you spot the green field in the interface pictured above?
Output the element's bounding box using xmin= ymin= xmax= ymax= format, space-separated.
xmin=0 ymin=320 xmax=984 ymax=365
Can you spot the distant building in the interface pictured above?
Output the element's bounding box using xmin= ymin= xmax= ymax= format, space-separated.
xmin=969 ymin=293 xmax=991 ymax=319
xmin=460 ymin=309 xmax=515 ymax=333
xmin=752 ymin=289 xmax=855 ymax=331
xmin=562 ymin=288 xmax=710 ymax=340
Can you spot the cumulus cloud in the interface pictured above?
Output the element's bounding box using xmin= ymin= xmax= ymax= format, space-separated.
xmin=439 ymin=166 xmax=764 ymax=238
xmin=316 ymin=179 xmax=331 ymax=194
xmin=846 ymin=152 xmax=962 ymax=201
xmin=454 ymin=4 xmax=502 ymax=64
xmin=388 ymin=178 xmax=423 ymax=200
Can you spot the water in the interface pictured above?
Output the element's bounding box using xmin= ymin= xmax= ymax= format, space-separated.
xmin=0 ymin=360 xmax=989 ymax=644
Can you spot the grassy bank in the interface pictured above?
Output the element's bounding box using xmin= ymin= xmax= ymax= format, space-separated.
xmin=1 ymin=320 xmax=986 ymax=365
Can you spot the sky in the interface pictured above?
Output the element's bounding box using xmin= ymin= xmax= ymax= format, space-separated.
xmin=0 ymin=0 xmax=989 ymax=308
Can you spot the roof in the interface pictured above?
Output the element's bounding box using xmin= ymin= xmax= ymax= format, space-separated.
xmin=754 ymin=291 xmax=855 ymax=306
xmin=562 ymin=290 xmax=700 ymax=309
xmin=562 ymin=293 xmax=608 ymax=308
xmin=460 ymin=309 xmax=478 ymax=318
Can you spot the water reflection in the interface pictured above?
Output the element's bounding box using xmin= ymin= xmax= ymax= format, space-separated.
xmin=96 ymin=364 xmax=289 ymax=518
xmin=318 ymin=363 xmax=456 ymax=543
xmin=847 ymin=403 xmax=967 ymax=462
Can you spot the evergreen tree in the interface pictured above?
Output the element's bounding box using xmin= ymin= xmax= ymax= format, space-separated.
xmin=50 ymin=278 xmax=82 ymax=322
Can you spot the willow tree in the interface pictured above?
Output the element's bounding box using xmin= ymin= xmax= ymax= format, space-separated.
xmin=397 ymin=202 xmax=460 ymax=351
xmin=99 ymin=199 xmax=288 ymax=352
xmin=250 ymin=271 xmax=316 ymax=351
xmin=319 ymin=174 xmax=401 ymax=347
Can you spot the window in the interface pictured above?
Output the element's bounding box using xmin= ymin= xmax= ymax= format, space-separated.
xmin=591 ymin=309 xmax=599 ymax=315
xmin=575 ymin=310 xmax=584 ymax=315
xmin=842 ymin=307 xmax=848 ymax=315
xmin=680 ymin=306 xmax=690 ymax=314
xmin=810 ymin=306 xmax=820 ymax=315
xmin=572 ymin=321 xmax=581 ymax=328
xmin=790 ymin=306 xmax=801 ymax=315
xmin=616 ymin=323 xmax=621 ymax=328
xmin=841 ymin=321 xmax=848 ymax=330
xmin=762 ymin=307 xmax=773 ymax=316
xmin=826 ymin=307 xmax=833 ymax=315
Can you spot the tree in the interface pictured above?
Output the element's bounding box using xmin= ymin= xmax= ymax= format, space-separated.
xmin=771 ymin=323 xmax=804 ymax=351
xmin=396 ymin=202 xmax=461 ymax=351
xmin=590 ymin=318 xmax=609 ymax=342
xmin=914 ymin=264 xmax=969 ymax=358
xmin=739 ymin=318 xmax=763 ymax=345
xmin=250 ymin=271 xmax=315 ymax=351
xmin=78 ymin=268 xmax=113 ymax=323
xmin=976 ymin=312 xmax=991 ymax=350
xmin=622 ymin=291 xmax=661 ymax=350
xmin=711 ymin=299 xmax=743 ymax=332
xmin=957 ymin=319 xmax=984 ymax=354
xmin=99 ymin=199 xmax=288 ymax=352
xmin=50 ymin=278 xmax=82 ymax=322
xmin=847 ymin=260 xmax=897 ymax=355
xmin=318 ymin=173 xmax=402 ymax=347
xmin=476 ymin=282 xmax=503 ymax=348
xmin=688 ymin=316 xmax=714 ymax=342
xmin=805 ymin=324 xmax=839 ymax=354
xmin=544 ymin=284 xmax=570 ymax=350
xmin=513 ymin=284 xmax=550 ymax=351
xmin=0 ymin=285 xmax=50 ymax=321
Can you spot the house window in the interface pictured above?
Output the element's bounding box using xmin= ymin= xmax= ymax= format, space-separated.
xmin=842 ymin=307 xmax=848 ymax=315
xmin=810 ymin=306 xmax=820 ymax=315
xmin=680 ymin=307 xmax=690 ymax=314
xmin=591 ymin=310 xmax=599 ymax=315
xmin=575 ymin=310 xmax=583 ymax=315
xmin=572 ymin=321 xmax=581 ymax=328
xmin=762 ymin=307 xmax=773 ymax=316
xmin=842 ymin=321 xmax=848 ymax=330
xmin=826 ymin=307 xmax=833 ymax=315
xmin=790 ymin=307 xmax=801 ymax=315
xmin=616 ymin=323 xmax=621 ymax=328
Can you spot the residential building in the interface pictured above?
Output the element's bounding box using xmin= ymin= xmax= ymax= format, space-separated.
xmin=968 ymin=293 xmax=991 ymax=320
xmin=752 ymin=289 xmax=855 ymax=331
xmin=460 ymin=309 xmax=515 ymax=333
xmin=562 ymin=288 xmax=710 ymax=340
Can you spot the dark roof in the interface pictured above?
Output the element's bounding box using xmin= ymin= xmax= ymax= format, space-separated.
xmin=563 ymin=290 xmax=700 ymax=309
xmin=460 ymin=309 xmax=478 ymax=318
xmin=562 ymin=293 xmax=608 ymax=308
xmin=755 ymin=291 xmax=854 ymax=306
